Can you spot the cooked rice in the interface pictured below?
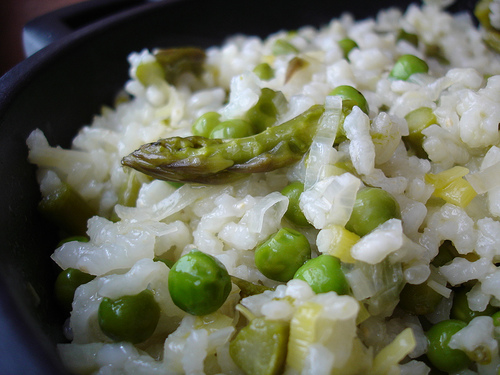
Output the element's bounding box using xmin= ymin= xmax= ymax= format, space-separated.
xmin=27 ymin=0 xmax=500 ymax=374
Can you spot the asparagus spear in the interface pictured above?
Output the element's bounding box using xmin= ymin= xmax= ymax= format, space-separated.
xmin=122 ymin=105 xmax=325 ymax=184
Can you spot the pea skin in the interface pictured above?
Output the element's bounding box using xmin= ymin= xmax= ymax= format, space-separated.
xmin=98 ymin=289 xmax=160 ymax=344
xmin=425 ymin=319 xmax=471 ymax=373
xmin=254 ymin=227 xmax=311 ymax=282
xmin=168 ymin=249 xmax=232 ymax=316
xmin=345 ymin=187 xmax=401 ymax=237
xmin=293 ymin=254 xmax=349 ymax=295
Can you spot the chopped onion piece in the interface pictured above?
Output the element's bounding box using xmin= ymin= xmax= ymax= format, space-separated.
xmin=351 ymin=219 xmax=404 ymax=264
xmin=300 ymin=173 xmax=361 ymax=229
xmin=466 ymin=162 xmax=500 ymax=194
xmin=304 ymin=95 xmax=342 ymax=190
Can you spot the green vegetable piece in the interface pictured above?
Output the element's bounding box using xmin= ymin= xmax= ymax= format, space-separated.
xmin=329 ymin=85 xmax=369 ymax=116
xmin=492 ymin=311 xmax=500 ymax=327
xmin=450 ymin=288 xmax=499 ymax=323
xmin=432 ymin=240 xmax=458 ymax=267
xmin=403 ymin=107 xmax=436 ymax=158
xmin=475 ymin=0 xmax=494 ymax=29
xmin=396 ymin=29 xmax=419 ymax=47
xmin=122 ymin=105 xmax=325 ymax=184
xmin=231 ymin=275 xmax=273 ymax=298
xmin=168 ymin=249 xmax=232 ymax=316
xmin=98 ymin=289 xmax=160 ymax=344
xmin=482 ymin=29 xmax=500 ymax=53
xmin=153 ymin=256 xmax=175 ymax=268
xmin=399 ymin=282 xmax=443 ymax=315
xmin=209 ymin=119 xmax=254 ymax=139
xmin=247 ymin=88 xmax=287 ymax=133
xmin=426 ymin=319 xmax=471 ymax=373
xmin=345 ymin=187 xmax=401 ymax=237
xmin=38 ymin=182 xmax=96 ymax=236
xmin=255 ymin=227 xmax=311 ymax=282
xmin=154 ymin=47 xmax=206 ymax=84
xmin=229 ymin=317 xmax=289 ymax=375
xmin=293 ymin=254 xmax=349 ymax=295
xmin=389 ymin=54 xmax=429 ymax=81
xmin=167 ymin=181 xmax=184 ymax=189
xmin=135 ymin=60 xmax=165 ymax=86
xmin=253 ymin=63 xmax=275 ymax=80
xmin=272 ymin=39 xmax=299 ymax=55
xmin=55 ymin=268 xmax=95 ymax=311
xmin=192 ymin=112 xmax=221 ymax=137
xmin=328 ymin=85 xmax=369 ymax=143
xmin=338 ymin=38 xmax=358 ymax=59
xmin=57 ymin=236 xmax=89 ymax=247
xmin=117 ymin=170 xmax=144 ymax=208
xmin=475 ymin=0 xmax=500 ymax=53
xmin=425 ymin=44 xmax=450 ymax=65
xmin=280 ymin=181 xmax=310 ymax=227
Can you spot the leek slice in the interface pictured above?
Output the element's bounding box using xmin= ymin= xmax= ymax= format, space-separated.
xmin=287 ymin=295 xmax=359 ymax=372
xmin=425 ymin=166 xmax=477 ymax=208
xmin=316 ymin=224 xmax=360 ymax=263
xmin=287 ymin=302 xmax=323 ymax=371
xmin=371 ymin=328 xmax=416 ymax=375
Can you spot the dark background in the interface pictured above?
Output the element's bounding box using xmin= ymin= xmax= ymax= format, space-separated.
xmin=0 ymin=0 xmax=87 ymax=77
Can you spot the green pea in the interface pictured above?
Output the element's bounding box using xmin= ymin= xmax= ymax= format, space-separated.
xmin=38 ymin=182 xmax=97 ymax=236
xmin=209 ymin=119 xmax=254 ymax=139
xmin=389 ymin=54 xmax=429 ymax=81
xmin=338 ymin=38 xmax=358 ymax=59
xmin=247 ymin=88 xmax=286 ymax=133
xmin=345 ymin=187 xmax=401 ymax=237
xmin=272 ymin=39 xmax=299 ymax=55
xmin=135 ymin=60 xmax=165 ymax=86
xmin=450 ymin=288 xmax=499 ymax=323
xmin=98 ymin=289 xmax=160 ymax=344
xmin=253 ymin=63 xmax=275 ymax=80
xmin=168 ymin=249 xmax=232 ymax=316
xmin=396 ymin=29 xmax=419 ymax=47
xmin=254 ymin=227 xmax=311 ymax=282
xmin=55 ymin=268 xmax=95 ymax=311
xmin=192 ymin=112 xmax=221 ymax=137
xmin=293 ymin=255 xmax=349 ymax=295
xmin=329 ymin=85 xmax=369 ymax=116
xmin=403 ymin=107 xmax=436 ymax=158
xmin=229 ymin=317 xmax=289 ymax=375
xmin=280 ymin=181 xmax=310 ymax=227
xmin=426 ymin=319 xmax=471 ymax=373
xmin=399 ymin=282 xmax=443 ymax=315
xmin=491 ymin=311 xmax=500 ymax=327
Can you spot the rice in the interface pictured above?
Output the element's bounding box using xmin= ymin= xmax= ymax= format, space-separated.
xmin=26 ymin=0 xmax=500 ymax=374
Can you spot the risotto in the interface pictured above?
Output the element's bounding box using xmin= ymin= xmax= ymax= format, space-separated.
xmin=27 ymin=0 xmax=500 ymax=374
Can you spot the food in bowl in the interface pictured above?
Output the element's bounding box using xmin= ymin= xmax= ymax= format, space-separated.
xmin=26 ymin=0 xmax=500 ymax=373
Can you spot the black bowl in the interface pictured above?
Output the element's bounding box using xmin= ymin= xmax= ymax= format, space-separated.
xmin=0 ymin=0 xmax=477 ymax=373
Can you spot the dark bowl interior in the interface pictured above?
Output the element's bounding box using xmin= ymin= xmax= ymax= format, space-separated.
xmin=0 ymin=0 xmax=478 ymax=373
